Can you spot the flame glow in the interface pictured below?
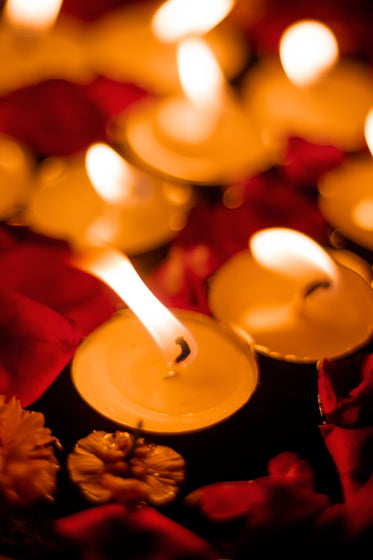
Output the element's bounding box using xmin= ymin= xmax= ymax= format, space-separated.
xmin=85 ymin=143 xmax=135 ymax=205
xmin=177 ymin=38 xmax=224 ymax=109
xmin=152 ymin=0 xmax=235 ymax=43
xmin=279 ymin=20 xmax=339 ymax=86
xmin=79 ymin=248 xmax=197 ymax=366
xmin=352 ymin=199 xmax=373 ymax=231
xmin=250 ymin=228 xmax=339 ymax=283
xmin=4 ymin=0 xmax=63 ymax=31
xmin=364 ymin=108 xmax=373 ymax=156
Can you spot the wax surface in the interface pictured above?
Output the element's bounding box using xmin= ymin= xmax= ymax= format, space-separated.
xmin=26 ymin=155 xmax=192 ymax=254
xmin=72 ymin=309 xmax=258 ymax=433
xmin=117 ymin=96 xmax=276 ymax=185
xmin=243 ymin=58 xmax=373 ymax=151
xmin=0 ymin=135 xmax=34 ymax=219
xmin=81 ymin=3 xmax=249 ymax=94
xmin=209 ymin=249 xmax=373 ymax=362
xmin=0 ymin=18 xmax=91 ymax=93
xmin=319 ymin=156 xmax=373 ymax=251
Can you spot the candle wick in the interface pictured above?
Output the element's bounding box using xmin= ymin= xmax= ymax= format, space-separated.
xmin=302 ymin=279 xmax=331 ymax=298
xmin=174 ymin=336 xmax=191 ymax=364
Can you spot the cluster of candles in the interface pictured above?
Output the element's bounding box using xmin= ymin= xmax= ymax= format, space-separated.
xmin=2 ymin=0 xmax=373 ymax=434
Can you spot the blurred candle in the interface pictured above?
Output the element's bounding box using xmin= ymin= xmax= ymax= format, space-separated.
xmin=117 ymin=37 xmax=274 ymax=185
xmin=26 ymin=143 xmax=193 ymax=255
xmin=209 ymin=228 xmax=373 ymax=362
xmin=4 ymin=0 xmax=63 ymax=32
xmin=0 ymin=134 xmax=34 ymax=220
xmin=72 ymin=248 xmax=258 ymax=433
xmin=81 ymin=0 xmax=249 ymax=95
xmin=319 ymin=108 xmax=373 ymax=252
xmin=0 ymin=0 xmax=91 ymax=93
xmin=243 ymin=20 xmax=373 ymax=151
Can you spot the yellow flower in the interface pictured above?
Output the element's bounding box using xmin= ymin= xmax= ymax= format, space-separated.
xmin=0 ymin=396 xmax=60 ymax=507
xmin=67 ymin=430 xmax=185 ymax=507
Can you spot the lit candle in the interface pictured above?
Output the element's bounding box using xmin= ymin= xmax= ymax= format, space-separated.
xmin=242 ymin=20 xmax=373 ymax=152
xmin=81 ymin=0 xmax=249 ymax=95
xmin=318 ymin=108 xmax=373 ymax=252
xmin=209 ymin=228 xmax=373 ymax=362
xmin=0 ymin=134 xmax=34 ymax=220
xmin=115 ymin=37 xmax=275 ymax=185
xmin=25 ymin=143 xmax=193 ymax=255
xmin=0 ymin=0 xmax=91 ymax=94
xmin=72 ymin=248 xmax=258 ymax=433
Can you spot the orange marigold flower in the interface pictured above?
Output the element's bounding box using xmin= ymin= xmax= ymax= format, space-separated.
xmin=67 ymin=430 xmax=185 ymax=507
xmin=0 ymin=396 xmax=60 ymax=507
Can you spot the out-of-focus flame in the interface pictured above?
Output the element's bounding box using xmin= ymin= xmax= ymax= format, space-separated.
xmin=79 ymin=248 xmax=197 ymax=367
xmin=352 ymin=109 xmax=373 ymax=231
xmin=250 ymin=228 xmax=339 ymax=284
xmin=158 ymin=37 xmax=225 ymax=143
xmin=279 ymin=20 xmax=339 ymax=86
xmin=364 ymin=107 xmax=373 ymax=156
xmin=4 ymin=0 xmax=63 ymax=31
xmin=85 ymin=143 xmax=135 ymax=205
xmin=352 ymin=199 xmax=373 ymax=231
xmin=177 ymin=37 xmax=224 ymax=109
xmin=152 ymin=0 xmax=235 ymax=43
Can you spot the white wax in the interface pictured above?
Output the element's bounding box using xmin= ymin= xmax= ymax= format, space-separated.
xmin=71 ymin=309 xmax=259 ymax=433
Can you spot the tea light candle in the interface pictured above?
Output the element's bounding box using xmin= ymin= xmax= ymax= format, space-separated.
xmin=318 ymin=108 xmax=373 ymax=251
xmin=0 ymin=134 xmax=34 ymax=220
xmin=115 ymin=37 xmax=275 ymax=185
xmin=26 ymin=143 xmax=193 ymax=255
xmin=208 ymin=228 xmax=373 ymax=363
xmin=242 ymin=20 xmax=373 ymax=152
xmin=72 ymin=248 xmax=258 ymax=434
xmin=81 ymin=0 xmax=249 ymax=95
xmin=0 ymin=0 xmax=91 ymax=94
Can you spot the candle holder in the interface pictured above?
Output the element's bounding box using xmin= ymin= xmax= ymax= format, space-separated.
xmin=25 ymin=150 xmax=193 ymax=255
xmin=319 ymin=155 xmax=373 ymax=254
xmin=71 ymin=308 xmax=259 ymax=434
xmin=0 ymin=15 xmax=91 ymax=94
xmin=112 ymin=93 xmax=277 ymax=186
xmin=208 ymin=245 xmax=373 ymax=363
xmin=81 ymin=1 xmax=250 ymax=95
xmin=0 ymin=134 xmax=34 ymax=220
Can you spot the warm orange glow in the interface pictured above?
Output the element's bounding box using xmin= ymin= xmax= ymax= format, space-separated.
xmin=177 ymin=38 xmax=224 ymax=109
xmin=352 ymin=199 xmax=373 ymax=231
xmin=364 ymin=108 xmax=373 ymax=156
xmin=250 ymin=228 xmax=339 ymax=283
xmin=152 ymin=0 xmax=235 ymax=43
xmin=157 ymin=38 xmax=224 ymax=144
xmin=4 ymin=0 xmax=63 ymax=31
xmin=279 ymin=20 xmax=339 ymax=86
xmin=85 ymin=143 xmax=135 ymax=205
xmin=79 ymin=248 xmax=197 ymax=367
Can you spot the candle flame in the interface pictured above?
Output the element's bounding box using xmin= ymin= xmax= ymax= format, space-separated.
xmin=364 ymin=108 xmax=373 ymax=156
xmin=4 ymin=0 xmax=63 ymax=31
xmin=250 ymin=228 xmax=339 ymax=284
xmin=85 ymin=143 xmax=135 ymax=205
xmin=152 ymin=0 xmax=235 ymax=43
xmin=279 ymin=20 xmax=339 ymax=86
xmin=177 ymin=38 xmax=224 ymax=109
xmin=78 ymin=248 xmax=197 ymax=367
